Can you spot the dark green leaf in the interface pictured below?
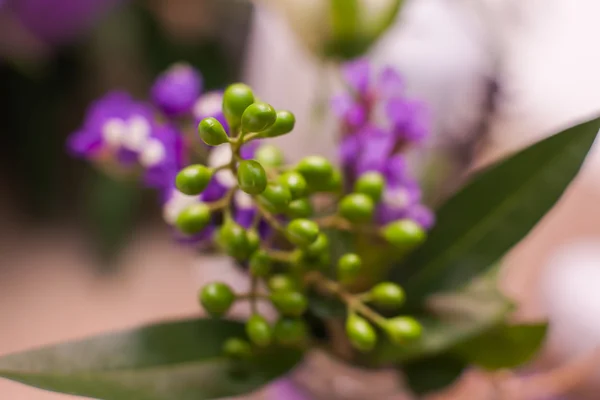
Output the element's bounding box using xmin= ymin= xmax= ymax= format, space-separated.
xmin=402 ymin=354 xmax=466 ymax=395
xmin=0 ymin=318 xmax=302 ymax=400
xmin=391 ymin=116 xmax=600 ymax=303
xmin=453 ymin=322 xmax=548 ymax=370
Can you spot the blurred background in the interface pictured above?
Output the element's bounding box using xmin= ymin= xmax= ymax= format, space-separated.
xmin=2 ymin=0 xmax=600 ymax=399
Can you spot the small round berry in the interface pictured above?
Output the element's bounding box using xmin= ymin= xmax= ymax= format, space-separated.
xmin=346 ymin=314 xmax=377 ymax=352
xmin=355 ymin=172 xmax=385 ymax=202
xmin=260 ymin=110 xmax=295 ymax=137
xmin=295 ymin=156 xmax=333 ymax=190
xmin=245 ymin=314 xmax=273 ymax=347
xmin=286 ymin=219 xmax=320 ymax=247
xmin=176 ymin=203 xmax=211 ymax=235
xmin=223 ymin=337 xmax=252 ymax=359
xmin=223 ymin=83 xmax=255 ymax=127
xmin=200 ymin=282 xmax=235 ymax=317
xmin=258 ymin=183 xmax=292 ymax=214
xmin=385 ymin=316 xmax=422 ymax=344
xmin=198 ymin=117 xmax=229 ymax=146
xmin=217 ymin=222 xmax=250 ymax=259
xmin=176 ymin=164 xmax=213 ymax=195
xmin=267 ymin=274 xmax=296 ymax=292
xmin=237 ymin=160 xmax=267 ymax=194
xmin=274 ymin=318 xmax=308 ymax=346
xmin=339 ymin=193 xmax=374 ymax=223
xmin=249 ymin=250 xmax=272 ymax=277
xmin=270 ymin=291 xmax=308 ymax=317
xmin=323 ymin=169 xmax=343 ymax=192
xmin=278 ymin=172 xmax=308 ymax=200
xmin=369 ymin=282 xmax=405 ymax=309
xmin=246 ymin=230 xmax=260 ymax=255
xmin=304 ymin=233 xmax=329 ymax=258
xmin=255 ymin=144 xmax=284 ymax=168
xmin=337 ymin=253 xmax=362 ymax=282
xmin=286 ymin=198 xmax=314 ymax=219
xmin=381 ymin=219 xmax=426 ymax=249
xmin=241 ymin=102 xmax=277 ymax=132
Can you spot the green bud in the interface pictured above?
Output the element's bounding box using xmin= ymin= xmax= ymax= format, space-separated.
xmin=223 ymin=337 xmax=252 ymax=359
xmin=246 ymin=230 xmax=260 ymax=255
xmin=176 ymin=203 xmax=211 ymax=235
xmin=337 ymin=253 xmax=362 ymax=283
xmin=217 ymin=222 xmax=250 ymax=259
xmin=369 ymin=282 xmax=405 ymax=309
xmin=274 ymin=318 xmax=308 ymax=346
xmin=249 ymin=250 xmax=272 ymax=277
xmin=296 ymin=156 xmax=333 ymax=190
xmin=385 ymin=316 xmax=422 ymax=344
xmin=381 ymin=219 xmax=426 ymax=249
xmin=245 ymin=314 xmax=273 ymax=347
xmin=199 ymin=282 xmax=235 ymax=317
xmin=223 ymin=83 xmax=255 ymax=128
xmin=175 ymin=165 xmax=213 ymax=196
xmin=260 ymin=110 xmax=295 ymax=137
xmin=323 ymin=169 xmax=343 ymax=192
xmin=258 ymin=183 xmax=292 ymax=213
xmin=286 ymin=198 xmax=314 ymax=219
xmin=278 ymin=171 xmax=308 ymax=200
xmin=241 ymin=102 xmax=277 ymax=133
xmin=270 ymin=291 xmax=308 ymax=317
xmin=255 ymin=144 xmax=284 ymax=168
xmin=346 ymin=314 xmax=377 ymax=352
xmin=237 ymin=160 xmax=267 ymax=194
xmin=267 ymin=274 xmax=296 ymax=292
xmin=198 ymin=117 xmax=229 ymax=146
xmin=355 ymin=172 xmax=385 ymax=202
xmin=286 ymin=219 xmax=320 ymax=247
xmin=304 ymin=233 xmax=329 ymax=258
xmin=339 ymin=193 xmax=374 ymax=223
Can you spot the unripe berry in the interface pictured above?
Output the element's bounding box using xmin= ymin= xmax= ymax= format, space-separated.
xmin=200 ymin=282 xmax=235 ymax=317
xmin=255 ymin=144 xmax=284 ymax=168
xmin=175 ymin=165 xmax=213 ymax=195
xmin=337 ymin=253 xmax=362 ymax=283
xmin=278 ymin=172 xmax=308 ymax=200
xmin=381 ymin=219 xmax=426 ymax=249
xmin=270 ymin=291 xmax=308 ymax=317
xmin=237 ymin=160 xmax=267 ymax=194
xmin=355 ymin=172 xmax=385 ymax=202
xmin=245 ymin=314 xmax=273 ymax=347
xmin=286 ymin=198 xmax=314 ymax=219
xmin=249 ymin=250 xmax=272 ymax=277
xmin=260 ymin=110 xmax=295 ymax=137
xmin=246 ymin=230 xmax=260 ymax=255
xmin=223 ymin=83 xmax=254 ymax=128
xmin=258 ymin=183 xmax=291 ymax=213
xmin=217 ymin=222 xmax=250 ymax=259
xmin=304 ymin=233 xmax=329 ymax=258
xmin=324 ymin=169 xmax=343 ymax=192
xmin=385 ymin=316 xmax=422 ymax=344
xmin=369 ymin=282 xmax=405 ymax=309
xmin=274 ymin=318 xmax=308 ymax=346
xmin=241 ymin=102 xmax=277 ymax=132
xmin=267 ymin=274 xmax=296 ymax=293
xmin=346 ymin=314 xmax=377 ymax=352
xmin=286 ymin=219 xmax=320 ymax=247
xmin=198 ymin=117 xmax=229 ymax=146
xmin=223 ymin=337 xmax=252 ymax=359
xmin=295 ymin=156 xmax=333 ymax=190
xmin=339 ymin=193 xmax=374 ymax=223
xmin=176 ymin=203 xmax=211 ymax=235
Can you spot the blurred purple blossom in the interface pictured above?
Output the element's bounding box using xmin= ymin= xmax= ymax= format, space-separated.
xmin=151 ymin=64 xmax=203 ymax=117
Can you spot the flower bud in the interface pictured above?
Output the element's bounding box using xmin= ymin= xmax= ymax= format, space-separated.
xmin=260 ymin=110 xmax=295 ymax=137
xmin=278 ymin=171 xmax=308 ymax=200
xmin=304 ymin=233 xmax=329 ymax=258
xmin=223 ymin=83 xmax=255 ymax=128
xmin=198 ymin=117 xmax=229 ymax=146
xmin=245 ymin=314 xmax=273 ymax=347
xmin=200 ymin=282 xmax=235 ymax=317
xmin=255 ymin=144 xmax=284 ymax=168
xmin=286 ymin=219 xmax=319 ymax=247
xmin=346 ymin=314 xmax=377 ymax=352
xmin=268 ymin=274 xmax=297 ymax=293
xmin=176 ymin=203 xmax=211 ymax=235
xmin=175 ymin=164 xmax=213 ymax=195
xmin=249 ymin=250 xmax=272 ymax=277
xmin=237 ymin=160 xmax=267 ymax=194
xmin=355 ymin=172 xmax=385 ymax=202
xmin=296 ymin=156 xmax=333 ymax=190
xmin=217 ymin=222 xmax=251 ymax=259
xmin=223 ymin=337 xmax=252 ymax=359
xmin=258 ymin=183 xmax=292 ymax=213
xmin=274 ymin=318 xmax=308 ymax=346
xmin=286 ymin=198 xmax=314 ymax=219
xmin=339 ymin=193 xmax=374 ymax=223
xmin=241 ymin=102 xmax=277 ymax=133
xmin=381 ymin=219 xmax=426 ymax=249
xmin=369 ymin=282 xmax=405 ymax=309
xmin=337 ymin=253 xmax=362 ymax=283
xmin=270 ymin=291 xmax=308 ymax=317
xmin=385 ymin=316 xmax=422 ymax=344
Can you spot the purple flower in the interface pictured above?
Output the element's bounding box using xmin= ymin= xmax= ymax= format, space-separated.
xmin=267 ymin=378 xmax=311 ymax=400
xmin=151 ymin=63 xmax=203 ymax=117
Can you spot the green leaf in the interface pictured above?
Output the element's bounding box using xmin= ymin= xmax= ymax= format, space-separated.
xmin=452 ymin=322 xmax=548 ymax=370
xmin=391 ymin=116 xmax=600 ymax=303
xmin=402 ymin=354 xmax=466 ymax=396
xmin=0 ymin=318 xmax=302 ymax=400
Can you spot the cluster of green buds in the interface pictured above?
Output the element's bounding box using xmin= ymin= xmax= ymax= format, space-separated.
xmin=173 ymin=83 xmax=427 ymax=358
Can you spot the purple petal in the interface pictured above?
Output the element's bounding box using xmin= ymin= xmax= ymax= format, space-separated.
xmin=339 ymin=135 xmax=360 ymax=166
xmin=267 ymin=378 xmax=312 ymax=400
xmin=383 ymin=155 xmax=408 ymax=186
xmin=200 ymin=178 xmax=228 ymax=202
xmin=355 ymin=127 xmax=394 ymax=175
xmin=234 ymin=208 xmax=256 ymax=229
xmin=116 ymin=148 xmax=138 ymax=165
xmin=377 ymin=67 xmax=404 ymax=98
xmin=405 ymin=204 xmax=435 ymax=229
xmin=240 ymin=141 xmax=259 ymax=160
xmin=151 ymin=64 xmax=203 ymax=117
xmin=66 ymin=130 xmax=102 ymax=157
xmin=342 ymin=59 xmax=371 ymax=95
